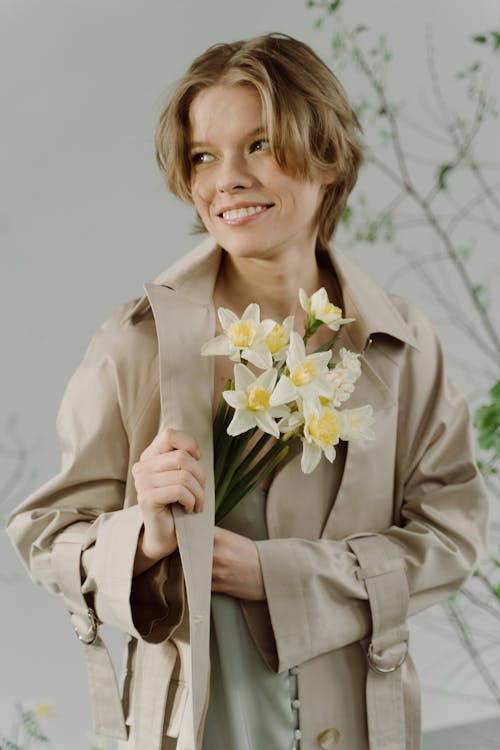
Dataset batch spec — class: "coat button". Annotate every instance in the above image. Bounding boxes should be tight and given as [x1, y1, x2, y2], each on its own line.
[317, 727, 341, 748]
[294, 729, 302, 740]
[289, 666, 299, 675]
[291, 698, 301, 709]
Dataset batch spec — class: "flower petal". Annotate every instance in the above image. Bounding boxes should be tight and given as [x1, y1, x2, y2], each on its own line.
[299, 288, 310, 312]
[324, 444, 336, 463]
[269, 375, 297, 406]
[233, 363, 256, 390]
[242, 302, 260, 322]
[254, 411, 280, 438]
[244, 345, 273, 370]
[222, 390, 246, 410]
[269, 405, 291, 419]
[256, 368, 278, 391]
[227, 409, 257, 436]
[301, 440, 322, 474]
[287, 331, 307, 370]
[218, 307, 238, 330]
[201, 335, 233, 357]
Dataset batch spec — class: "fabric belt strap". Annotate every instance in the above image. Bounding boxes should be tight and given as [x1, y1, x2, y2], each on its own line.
[347, 534, 410, 750]
[52, 536, 128, 739]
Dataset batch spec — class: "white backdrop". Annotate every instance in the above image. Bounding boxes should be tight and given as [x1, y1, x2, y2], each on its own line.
[1, 1, 498, 747]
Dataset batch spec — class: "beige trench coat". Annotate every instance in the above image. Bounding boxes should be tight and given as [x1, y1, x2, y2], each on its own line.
[7, 237, 488, 750]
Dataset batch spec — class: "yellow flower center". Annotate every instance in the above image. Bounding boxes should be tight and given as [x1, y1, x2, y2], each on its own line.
[308, 409, 340, 447]
[321, 302, 342, 318]
[228, 320, 256, 348]
[246, 384, 271, 411]
[291, 360, 316, 386]
[33, 702, 52, 717]
[264, 324, 288, 354]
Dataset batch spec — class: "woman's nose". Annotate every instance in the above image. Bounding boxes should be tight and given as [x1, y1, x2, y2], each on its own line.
[216, 154, 254, 193]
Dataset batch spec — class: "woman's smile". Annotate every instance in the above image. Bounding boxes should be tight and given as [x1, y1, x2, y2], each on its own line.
[217, 202, 274, 225]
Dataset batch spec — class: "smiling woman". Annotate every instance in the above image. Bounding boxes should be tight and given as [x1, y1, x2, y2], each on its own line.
[6, 32, 488, 750]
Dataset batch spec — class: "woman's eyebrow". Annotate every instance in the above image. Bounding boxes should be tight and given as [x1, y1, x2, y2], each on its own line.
[189, 126, 266, 149]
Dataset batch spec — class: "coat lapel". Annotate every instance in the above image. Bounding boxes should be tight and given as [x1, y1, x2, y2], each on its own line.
[145, 282, 215, 735]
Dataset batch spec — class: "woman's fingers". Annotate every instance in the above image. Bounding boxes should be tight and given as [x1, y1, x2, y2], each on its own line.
[132, 428, 205, 570]
[136, 470, 204, 513]
[133, 431, 206, 514]
[140, 427, 201, 461]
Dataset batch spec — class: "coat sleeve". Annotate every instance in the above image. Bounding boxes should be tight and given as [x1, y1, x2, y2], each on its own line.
[255, 309, 489, 672]
[6, 305, 184, 644]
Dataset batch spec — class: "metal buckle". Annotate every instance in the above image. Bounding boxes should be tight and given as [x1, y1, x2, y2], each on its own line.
[367, 639, 409, 674]
[74, 608, 98, 646]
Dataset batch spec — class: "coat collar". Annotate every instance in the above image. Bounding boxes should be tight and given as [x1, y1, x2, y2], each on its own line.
[125, 235, 418, 351]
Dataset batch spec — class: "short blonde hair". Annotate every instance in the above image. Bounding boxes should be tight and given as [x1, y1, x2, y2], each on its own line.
[155, 33, 363, 247]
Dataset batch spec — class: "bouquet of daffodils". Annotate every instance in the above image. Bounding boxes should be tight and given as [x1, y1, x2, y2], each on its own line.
[201, 288, 375, 523]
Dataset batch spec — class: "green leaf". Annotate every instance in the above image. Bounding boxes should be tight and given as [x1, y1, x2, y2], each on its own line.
[472, 30, 500, 51]
[328, 0, 342, 12]
[493, 584, 500, 600]
[437, 162, 454, 191]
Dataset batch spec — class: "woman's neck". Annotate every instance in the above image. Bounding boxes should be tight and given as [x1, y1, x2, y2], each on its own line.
[213, 248, 338, 324]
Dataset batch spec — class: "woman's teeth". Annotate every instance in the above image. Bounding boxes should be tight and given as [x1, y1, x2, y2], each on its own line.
[222, 205, 268, 220]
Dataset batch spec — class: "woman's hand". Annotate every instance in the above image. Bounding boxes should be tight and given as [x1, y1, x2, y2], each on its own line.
[212, 527, 266, 601]
[132, 427, 206, 575]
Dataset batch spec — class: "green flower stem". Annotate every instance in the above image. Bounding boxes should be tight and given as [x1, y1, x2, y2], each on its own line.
[215, 429, 256, 512]
[315, 334, 339, 352]
[214, 426, 234, 488]
[213, 380, 233, 454]
[216, 444, 289, 523]
[230, 430, 274, 480]
[220, 438, 288, 506]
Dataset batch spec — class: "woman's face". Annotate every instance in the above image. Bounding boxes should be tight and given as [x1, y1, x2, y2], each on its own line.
[188, 84, 328, 261]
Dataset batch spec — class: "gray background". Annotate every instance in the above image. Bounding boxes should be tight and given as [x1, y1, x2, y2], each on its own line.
[1, 1, 499, 747]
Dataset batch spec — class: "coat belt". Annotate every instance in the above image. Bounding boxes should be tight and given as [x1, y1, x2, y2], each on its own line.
[347, 534, 419, 750]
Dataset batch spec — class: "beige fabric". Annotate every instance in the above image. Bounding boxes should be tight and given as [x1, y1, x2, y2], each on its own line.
[6, 237, 489, 750]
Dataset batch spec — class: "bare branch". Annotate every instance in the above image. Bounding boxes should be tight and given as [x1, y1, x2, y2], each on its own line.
[445, 600, 500, 704]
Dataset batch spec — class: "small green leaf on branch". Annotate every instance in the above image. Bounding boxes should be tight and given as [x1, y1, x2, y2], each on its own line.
[437, 162, 454, 191]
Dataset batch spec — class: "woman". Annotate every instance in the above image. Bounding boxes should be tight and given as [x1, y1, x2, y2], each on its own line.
[7, 33, 488, 750]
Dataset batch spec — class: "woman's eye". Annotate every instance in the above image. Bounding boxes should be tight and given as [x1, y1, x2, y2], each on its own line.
[249, 138, 270, 153]
[191, 152, 214, 165]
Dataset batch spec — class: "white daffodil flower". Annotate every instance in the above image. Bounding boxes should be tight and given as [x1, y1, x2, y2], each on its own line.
[300, 400, 342, 474]
[339, 405, 375, 442]
[270, 331, 332, 410]
[223, 364, 290, 438]
[338, 347, 362, 379]
[201, 303, 275, 369]
[299, 287, 355, 331]
[262, 315, 294, 362]
[326, 348, 362, 407]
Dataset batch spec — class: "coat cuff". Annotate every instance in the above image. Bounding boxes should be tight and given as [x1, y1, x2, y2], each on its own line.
[83, 505, 184, 641]
[255, 537, 371, 672]
[131, 549, 185, 642]
[255, 538, 313, 671]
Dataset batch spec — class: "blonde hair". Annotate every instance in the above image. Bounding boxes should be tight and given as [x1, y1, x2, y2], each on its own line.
[155, 33, 363, 247]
